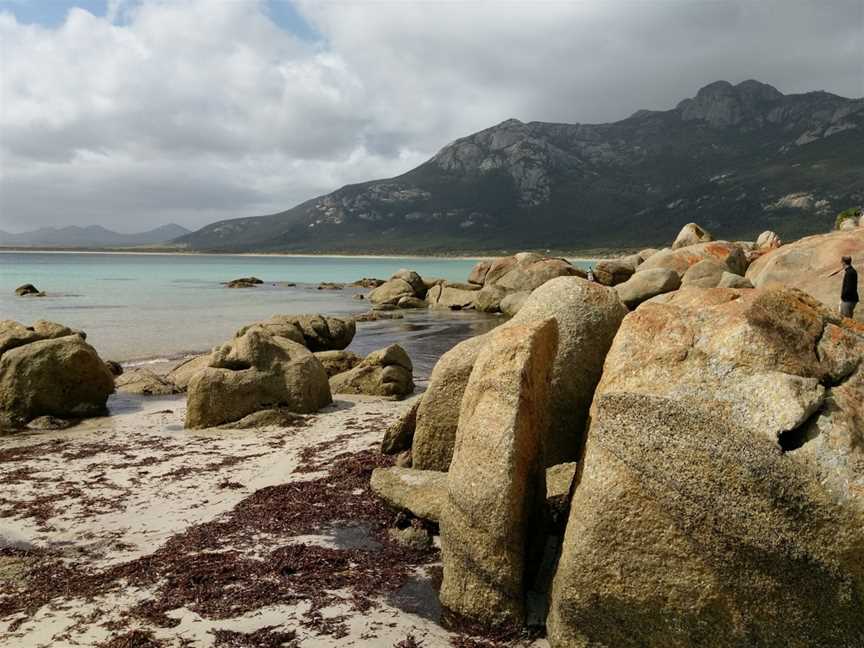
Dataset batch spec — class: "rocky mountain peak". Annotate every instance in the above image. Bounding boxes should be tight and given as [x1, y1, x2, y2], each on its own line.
[677, 79, 784, 127]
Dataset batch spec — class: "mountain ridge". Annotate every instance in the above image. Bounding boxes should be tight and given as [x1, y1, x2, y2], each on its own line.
[177, 80, 861, 252]
[0, 224, 191, 248]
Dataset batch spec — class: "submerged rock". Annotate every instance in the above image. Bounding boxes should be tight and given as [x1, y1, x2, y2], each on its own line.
[225, 277, 263, 288]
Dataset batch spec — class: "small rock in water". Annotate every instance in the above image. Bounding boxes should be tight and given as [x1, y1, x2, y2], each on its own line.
[14, 284, 44, 297]
[224, 277, 263, 288]
[317, 282, 344, 290]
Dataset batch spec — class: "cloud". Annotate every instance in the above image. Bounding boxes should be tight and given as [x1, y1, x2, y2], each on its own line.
[0, 0, 862, 232]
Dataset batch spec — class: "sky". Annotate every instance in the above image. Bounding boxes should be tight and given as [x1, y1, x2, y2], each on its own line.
[0, 0, 862, 234]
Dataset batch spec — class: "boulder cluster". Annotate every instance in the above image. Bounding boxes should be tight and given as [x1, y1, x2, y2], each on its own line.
[367, 254, 585, 315]
[372, 224, 864, 646]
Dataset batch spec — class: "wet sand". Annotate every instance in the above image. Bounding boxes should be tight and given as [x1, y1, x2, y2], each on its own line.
[0, 391, 545, 647]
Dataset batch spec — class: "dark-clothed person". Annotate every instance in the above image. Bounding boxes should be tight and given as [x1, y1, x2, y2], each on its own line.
[840, 256, 858, 318]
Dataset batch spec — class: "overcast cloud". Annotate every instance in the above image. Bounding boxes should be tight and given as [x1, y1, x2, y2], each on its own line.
[0, 0, 862, 233]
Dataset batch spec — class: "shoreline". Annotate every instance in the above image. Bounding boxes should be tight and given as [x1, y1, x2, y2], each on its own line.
[0, 247, 602, 262]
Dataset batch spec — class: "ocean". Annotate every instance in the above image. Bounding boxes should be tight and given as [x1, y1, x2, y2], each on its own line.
[0, 251, 547, 379]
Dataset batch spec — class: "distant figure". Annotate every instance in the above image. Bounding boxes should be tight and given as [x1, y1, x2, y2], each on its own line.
[586, 266, 595, 282]
[836, 256, 859, 318]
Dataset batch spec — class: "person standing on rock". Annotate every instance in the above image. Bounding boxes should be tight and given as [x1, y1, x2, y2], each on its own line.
[832, 256, 859, 318]
[586, 266, 595, 282]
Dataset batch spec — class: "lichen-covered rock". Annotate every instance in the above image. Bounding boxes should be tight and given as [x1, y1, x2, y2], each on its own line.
[329, 344, 414, 398]
[370, 466, 447, 522]
[638, 241, 748, 277]
[615, 267, 681, 308]
[0, 324, 114, 429]
[492, 256, 584, 292]
[440, 318, 558, 626]
[594, 287, 864, 506]
[746, 229, 864, 321]
[185, 329, 331, 429]
[115, 368, 180, 395]
[313, 350, 363, 377]
[671, 222, 713, 249]
[547, 393, 864, 648]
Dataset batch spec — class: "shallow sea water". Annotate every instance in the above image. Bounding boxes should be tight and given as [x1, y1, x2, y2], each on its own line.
[0, 252, 546, 378]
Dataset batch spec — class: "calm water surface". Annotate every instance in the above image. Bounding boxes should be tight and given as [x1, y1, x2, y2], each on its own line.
[0, 252, 508, 378]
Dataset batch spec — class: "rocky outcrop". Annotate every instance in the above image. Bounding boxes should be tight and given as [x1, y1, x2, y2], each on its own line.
[237, 314, 356, 351]
[185, 329, 331, 429]
[671, 222, 713, 249]
[370, 466, 447, 523]
[615, 268, 681, 308]
[166, 354, 211, 391]
[746, 229, 864, 320]
[114, 369, 180, 395]
[594, 287, 864, 506]
[368, 278, 416, 306]
[313, 350, 362, 377]
[412, 333, 492, 471]
[350, 277, 385, 289]
[14, 284, 44, 297]
[547, 393, 864, 648]
[0, 321, 114, 428]
[478, 253, 585, 293]
[440, 318, 558, 626]
[637, 241, 748, 277]
[329, 344, 414, 398]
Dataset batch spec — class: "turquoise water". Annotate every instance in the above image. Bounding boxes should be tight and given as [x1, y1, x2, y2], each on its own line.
[0, 252, 493, 372]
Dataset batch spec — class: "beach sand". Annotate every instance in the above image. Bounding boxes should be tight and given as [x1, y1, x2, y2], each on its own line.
[0, 391, 546, 647]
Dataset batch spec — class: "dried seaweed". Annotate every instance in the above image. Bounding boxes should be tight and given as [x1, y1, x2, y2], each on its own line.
[211, 626, 298, 647]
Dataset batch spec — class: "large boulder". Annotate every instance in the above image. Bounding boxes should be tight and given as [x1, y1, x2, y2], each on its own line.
[237, 314, 355, 351]
[511, 277, 629, 466]
[370, 466, 447, 523]
[426, 283, 478, 310]
[115, 368, 180, 395]
[746, 229, 864, 321]
[547, 393, 864, 648]
[615, 267, 681, 308]
[671, 222, 713, 249]
[593, 257, 638, 286]
[369, 278, 416, 306]
[413, 277, 627, 470]
[499, 291, 530, 316]
[440, 318, 558, 626]
[166, 354, 212, 391]
[680, 258, 726, 288]
[0, 323, 114, 428]
[473, 284, 509, 313]
[391, 269, 427, 297]
[637, 241, 748, 277]
[329, 344, 414, 398]
[467, 260, 492, 286]
[381, 400, 420, 455]
[185, 329, 331, 429]
[488, 255, 584, 292]
[594, 287, 864, 506]
[412, 334, 492, 471]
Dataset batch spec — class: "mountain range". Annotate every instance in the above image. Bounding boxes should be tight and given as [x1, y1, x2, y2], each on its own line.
[0, 224, 190, 248]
